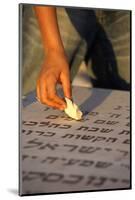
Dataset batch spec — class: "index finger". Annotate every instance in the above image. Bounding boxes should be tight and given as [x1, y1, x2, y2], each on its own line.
[60, 71, 72, 99]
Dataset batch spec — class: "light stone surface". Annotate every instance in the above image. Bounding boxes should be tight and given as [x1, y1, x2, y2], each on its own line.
[20, 86, 130, 195]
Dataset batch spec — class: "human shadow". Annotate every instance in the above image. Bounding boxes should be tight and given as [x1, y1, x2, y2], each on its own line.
[79, 88, 112, 116]
[22, 91, 37, 107]
[65, 8, 130, 91]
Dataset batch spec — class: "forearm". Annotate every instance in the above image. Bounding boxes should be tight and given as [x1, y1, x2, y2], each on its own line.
[34, 6, 65, 54]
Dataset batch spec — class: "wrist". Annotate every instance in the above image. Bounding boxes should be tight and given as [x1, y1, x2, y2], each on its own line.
[45, 46, 67, 58]
[45, 45, 65, 55]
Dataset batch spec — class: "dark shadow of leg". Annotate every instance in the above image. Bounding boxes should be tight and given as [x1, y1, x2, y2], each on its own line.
[66, 8, 130, 91]
[85, 23, 130, 91]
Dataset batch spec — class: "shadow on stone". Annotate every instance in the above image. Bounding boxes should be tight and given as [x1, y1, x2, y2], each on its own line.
[79, 88, 112, 116]
[8, 188, 18, 196]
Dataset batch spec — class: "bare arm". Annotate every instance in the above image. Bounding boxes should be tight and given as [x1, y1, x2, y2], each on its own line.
[34, 6, 71, 110]
[34, 6, 64, 53]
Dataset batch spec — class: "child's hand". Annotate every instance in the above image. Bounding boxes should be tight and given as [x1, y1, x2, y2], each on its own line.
[36, 50, 72, 110]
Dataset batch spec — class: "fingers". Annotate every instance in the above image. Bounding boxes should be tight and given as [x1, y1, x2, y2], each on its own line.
[42, 98, 64, 110]
[36, 77, 66, 110]
[46, 78, 66, 108]
[60, 70, 72, 100]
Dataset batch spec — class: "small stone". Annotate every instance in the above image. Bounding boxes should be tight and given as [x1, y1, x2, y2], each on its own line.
[64, 97, 83, 120]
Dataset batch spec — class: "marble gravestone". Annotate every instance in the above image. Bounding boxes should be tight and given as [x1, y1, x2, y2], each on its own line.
[20, 86, 130, 195]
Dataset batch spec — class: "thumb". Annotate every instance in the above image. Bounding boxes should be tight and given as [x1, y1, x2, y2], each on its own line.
[60, 71, 72, 99]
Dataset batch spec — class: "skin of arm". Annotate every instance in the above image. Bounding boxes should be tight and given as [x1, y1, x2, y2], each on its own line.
[34, 6, 72, 110]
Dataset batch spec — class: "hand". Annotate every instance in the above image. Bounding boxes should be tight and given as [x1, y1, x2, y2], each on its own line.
[36, 50, 72, 110]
